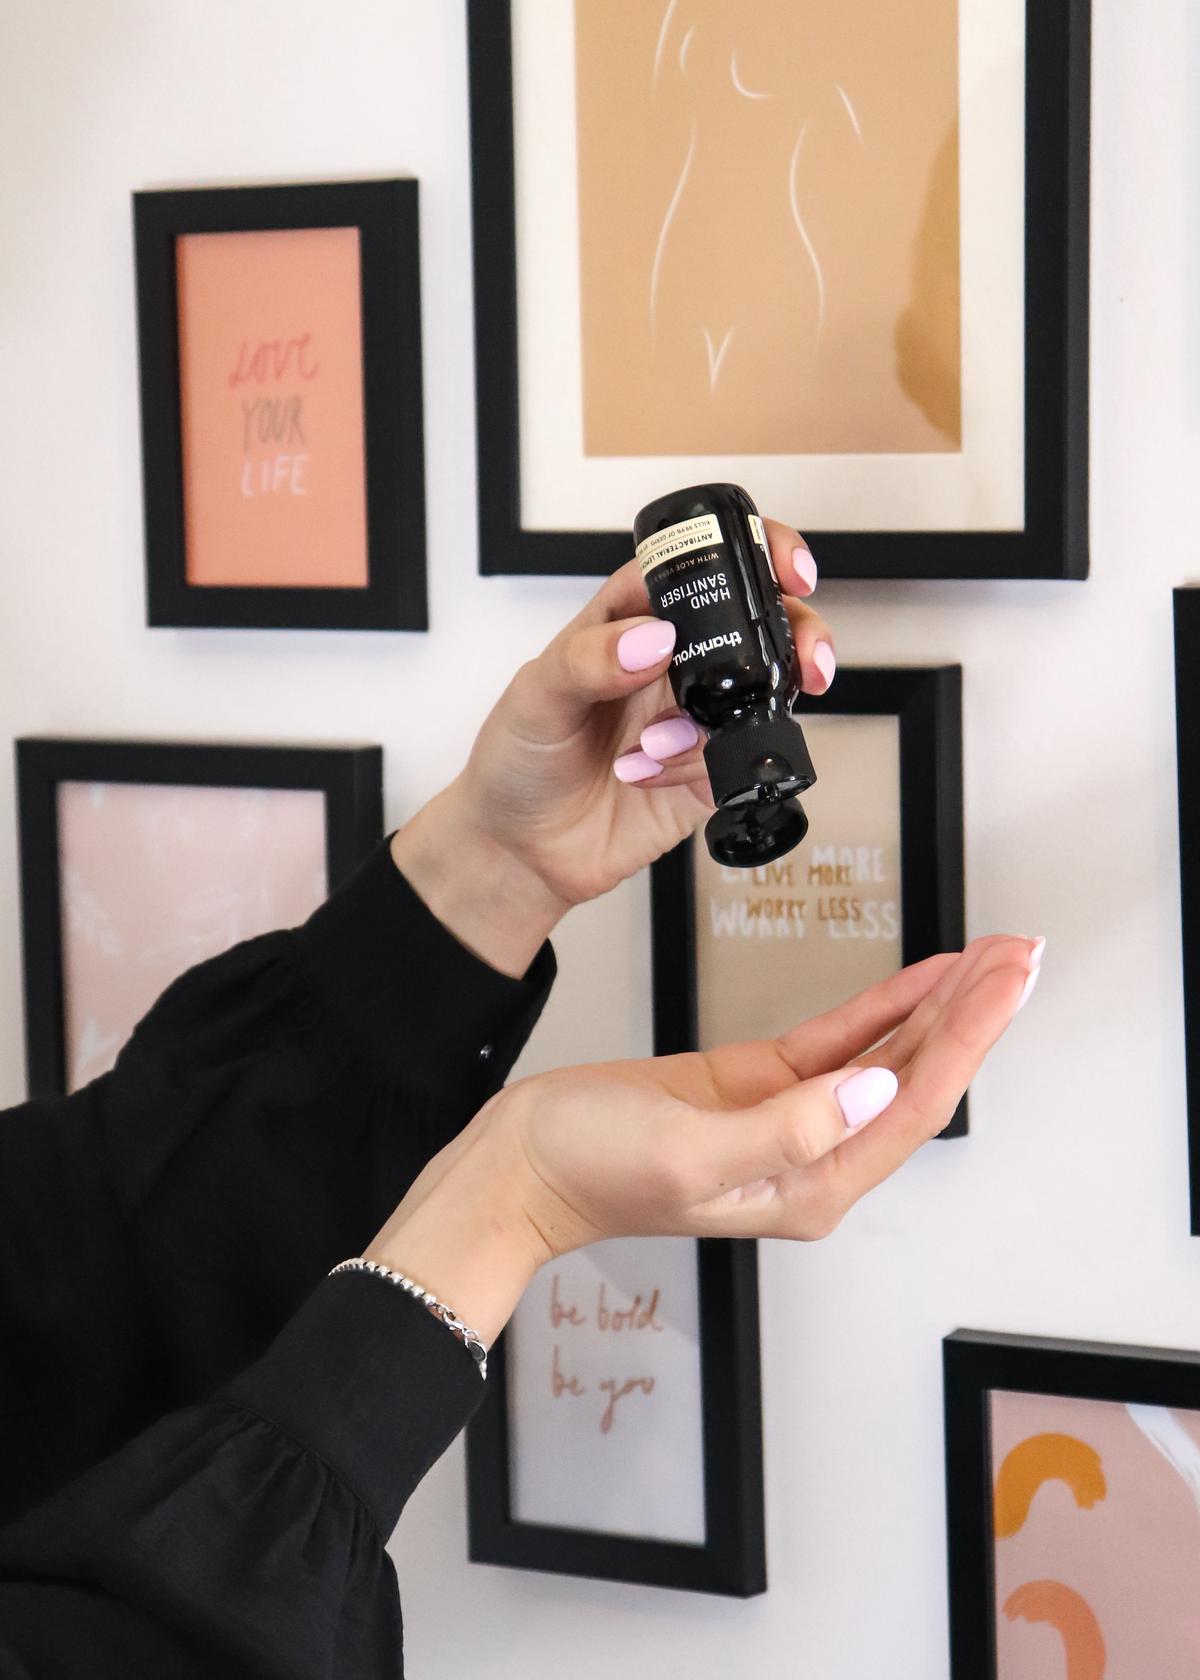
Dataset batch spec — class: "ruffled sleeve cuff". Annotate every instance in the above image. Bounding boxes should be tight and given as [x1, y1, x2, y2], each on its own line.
[221, 1268, 486, 1538]
[0, 1271, 487, 1677]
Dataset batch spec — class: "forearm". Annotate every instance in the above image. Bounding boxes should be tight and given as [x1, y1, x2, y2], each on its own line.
[0, 837, 558, 1531]
[389, 779, 568, 980]
[364, 1099, 549, 1345]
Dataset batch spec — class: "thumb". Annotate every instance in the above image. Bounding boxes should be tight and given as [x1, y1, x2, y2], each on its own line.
[528, 614, 678, 727]
[687, 1063, 900, 1198]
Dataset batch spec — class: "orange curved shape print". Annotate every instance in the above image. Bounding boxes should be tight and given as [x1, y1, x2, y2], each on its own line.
[994, 1433, 1106, 1539]
[1004, 1581, 1106, 1680]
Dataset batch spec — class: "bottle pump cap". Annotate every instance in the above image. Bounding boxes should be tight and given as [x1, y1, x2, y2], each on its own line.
[702, 716, 816, 866]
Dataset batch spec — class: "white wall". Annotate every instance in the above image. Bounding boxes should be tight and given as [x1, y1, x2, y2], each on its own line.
[0, 1, 1195, 1674]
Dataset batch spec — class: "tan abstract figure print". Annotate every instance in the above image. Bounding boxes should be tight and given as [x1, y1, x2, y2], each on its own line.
[574, 0, 961, 457]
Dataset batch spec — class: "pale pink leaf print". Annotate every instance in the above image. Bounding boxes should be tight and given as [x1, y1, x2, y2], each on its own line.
[72, 1017, 123, 1088]
[58, 780, 327, 1096]
[236, 787, 269, 844]
[62, 868, 123, 959]
[138, 884, 271, 971]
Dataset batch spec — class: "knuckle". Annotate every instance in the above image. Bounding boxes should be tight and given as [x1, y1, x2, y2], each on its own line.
[561, 634, 590, 692]
[510, 655, 543, 702]
[807, 1157, 852, 1235]
[907, 1088, 949, 1141]
[804, 1203, 843, 1241]
[598, 562, 636, 611]
[782, 1116, 823, 1171]
[925, 1101, 959, 1141]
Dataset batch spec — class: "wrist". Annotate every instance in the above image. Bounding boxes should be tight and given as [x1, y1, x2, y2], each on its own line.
[364, 1101, 550, 1345]
[390, 780, 567, 978]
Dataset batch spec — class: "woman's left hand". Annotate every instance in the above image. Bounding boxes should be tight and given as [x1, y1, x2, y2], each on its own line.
[392, 521, 834, 974]
[367, 937, 1040, 1341]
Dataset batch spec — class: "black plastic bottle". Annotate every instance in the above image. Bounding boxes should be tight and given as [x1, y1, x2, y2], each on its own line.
[633, 482, 816, 867]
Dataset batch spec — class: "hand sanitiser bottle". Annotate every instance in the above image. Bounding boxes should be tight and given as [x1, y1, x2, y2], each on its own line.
[633, 483, 816, 867]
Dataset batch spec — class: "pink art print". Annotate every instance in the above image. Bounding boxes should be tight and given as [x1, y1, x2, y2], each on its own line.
[991, 1388, 1200, 1678]
[58, 781, 327, 1091]
[176, 225, 369, 589]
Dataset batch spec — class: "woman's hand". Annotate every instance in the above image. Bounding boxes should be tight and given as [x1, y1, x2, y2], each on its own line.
[366, 935, 1041, 1341]
[390, 522, 833, 976]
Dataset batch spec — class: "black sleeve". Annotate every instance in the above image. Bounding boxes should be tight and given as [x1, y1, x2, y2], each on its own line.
[0, 838, 554, 1527]
[0, 1270, 483, 1679]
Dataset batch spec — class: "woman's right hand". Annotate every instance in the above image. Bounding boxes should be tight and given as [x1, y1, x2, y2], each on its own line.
[366, 935, 1042, 1342]
[389, 520, 833, 978]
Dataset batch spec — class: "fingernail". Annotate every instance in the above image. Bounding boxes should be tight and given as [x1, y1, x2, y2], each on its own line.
[617, 619, 676, 672]
[1028, 936, 1046, 970]
[613, 749, 664, 784]
[1016, 966, 1041, 1012]
[835, 1065, 899, 1130]
[641, 715, 700, 759]
[792, 546, 818, 593]
[811, 641, 837, 691]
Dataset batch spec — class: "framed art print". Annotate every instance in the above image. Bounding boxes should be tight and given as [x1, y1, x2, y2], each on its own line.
[1174, 589, 1200, 1232]
[468, 0, 1089, 580]
[15, 738, 383, 1097]
[651, 667, 967, 1135]
[466, 1232, 764, 1596]
[944, 1329, 1200, 1679]
[134, 179, 427, 629]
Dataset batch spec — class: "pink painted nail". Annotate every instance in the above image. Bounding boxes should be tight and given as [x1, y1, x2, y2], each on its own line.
[811, 641, 837, 691]
[792, 546, 818, 593]
[617, 619, 676, 672]
[1016, 966, 1041, 1011]
[641, 715, 700, 760]
[614, 750, 664, 784]
[835, 1065, 899, 1130]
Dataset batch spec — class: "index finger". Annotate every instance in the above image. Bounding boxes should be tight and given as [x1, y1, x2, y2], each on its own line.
[824, 957, 1030, 1205]
[859, 935, 1035, 1077]
[763, 518, 817, 597]
[588, 556, 651, 625]
[775, 951, 960, 1080]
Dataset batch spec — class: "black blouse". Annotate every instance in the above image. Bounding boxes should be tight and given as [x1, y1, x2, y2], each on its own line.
[0, 839, 556, 1677]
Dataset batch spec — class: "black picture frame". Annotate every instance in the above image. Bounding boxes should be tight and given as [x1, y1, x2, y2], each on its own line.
[15, 737, 383, 1098]
[466, 1234, 764, 1596]
[943, 1328, 1200, 1679]
[1174, 589, 1200, 1232]
[467, 0, 1090, 581]
[652, 667, 967, 1135]
[134, 179, 427, 630]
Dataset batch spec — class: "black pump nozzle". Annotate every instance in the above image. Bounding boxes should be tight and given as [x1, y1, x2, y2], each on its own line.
[701, 720, 815, 866]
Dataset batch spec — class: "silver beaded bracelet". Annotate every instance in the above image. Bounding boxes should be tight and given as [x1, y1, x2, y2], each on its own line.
[329, 1258, 488, 1381]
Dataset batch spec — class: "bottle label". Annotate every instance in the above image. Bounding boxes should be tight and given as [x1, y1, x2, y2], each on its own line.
[671, 628, 744, 665]
[636, 513, 724, 577]
[636, 510, 742, 686]
[747, 513, 778, 583]
[635, 495, 800, 743]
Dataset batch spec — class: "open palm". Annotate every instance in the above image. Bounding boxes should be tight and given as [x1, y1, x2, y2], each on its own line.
[500, 936, 1038, 1258]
